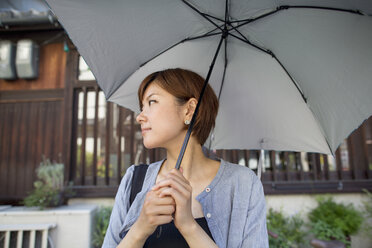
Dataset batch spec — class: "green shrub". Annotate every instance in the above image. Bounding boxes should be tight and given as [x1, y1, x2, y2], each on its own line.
[308, 196, 363, 247]
[92, 206, 113, 248]
[362, 189, 372, 222]
[23, 182, 62, 209]
[361, 189, 372, 240]
[267, 208, 309, 248]
[23, 156, 74, 209]
[310, 220, 347, 244]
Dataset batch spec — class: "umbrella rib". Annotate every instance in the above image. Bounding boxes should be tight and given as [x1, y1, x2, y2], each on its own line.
[208, 37, 228, 151]
[187, 24, 225, 40]
[229, 8, 280, 29]
[230, 5, 364, 29]
[229, 33, 307, 103]
[185, 31, 223, 42]
[324, 137, 334, 156]
[230, 26, 253, 46]
[107, 30, 222, 99]
[278, 5, 364, 15]
[224, 0, 229, 23]
[139, 31, 222, 68]
[228, 29, 307, 100]
[218, 37, 228, 101]
[229, 29, 333, 154]
[204, 13, 225, 23]
[181, 0, 224, 31]
[271, 55, 307, 103]
[229, 33, 268, 55]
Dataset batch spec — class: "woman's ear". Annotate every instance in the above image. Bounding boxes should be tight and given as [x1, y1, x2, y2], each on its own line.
[185, 98, 197, 120]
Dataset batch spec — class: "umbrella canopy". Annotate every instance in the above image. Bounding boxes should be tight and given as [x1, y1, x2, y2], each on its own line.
[46, 0, 372, 155]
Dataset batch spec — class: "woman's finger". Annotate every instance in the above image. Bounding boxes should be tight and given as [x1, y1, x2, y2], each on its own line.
[152, 169, 189, 190]
[144, 204, 175, 216]
[154, 177, 191, 199]
[137, 191, 176, 236]
[153, 177, 189, 193]
[158, 185, 190, 205]
[168, 168, 190, 185]
[152, 195, 175, 205]
[144, 191, 175, 207]
[153, 171, 190, 192]
[150, 215, 173, 226]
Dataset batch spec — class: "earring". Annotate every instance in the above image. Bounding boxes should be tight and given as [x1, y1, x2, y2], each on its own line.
[184, 120, 190, 125]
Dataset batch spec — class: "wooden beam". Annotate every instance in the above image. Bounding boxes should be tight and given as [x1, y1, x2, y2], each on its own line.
[105, 102, 112, 185]
[63, 49, 79, 183]
[270, 151, 277, 181]
[264, 179, 372, 195]
[323, 154, 330, 180]
[244, 150, 250, 168]
[297, 152, 304, 181]
[117, 107, 123, 184]
[92, 87, 99, 185]
[80, 87, 88, 185]
[0, 24, 63, 34]
[347, 137, 356, 180]
[0, 89, 64, 103]
[335, 148, 343, 180]
[284, 152, 290, 181]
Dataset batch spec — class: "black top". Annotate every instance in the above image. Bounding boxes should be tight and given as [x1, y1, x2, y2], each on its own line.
[143, 217, 214, 248]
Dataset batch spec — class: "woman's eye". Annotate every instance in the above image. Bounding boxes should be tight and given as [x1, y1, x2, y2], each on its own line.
[149, 100, 156, 105]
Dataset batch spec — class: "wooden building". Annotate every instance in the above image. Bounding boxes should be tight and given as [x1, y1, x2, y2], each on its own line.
[1, 6, 372, 205]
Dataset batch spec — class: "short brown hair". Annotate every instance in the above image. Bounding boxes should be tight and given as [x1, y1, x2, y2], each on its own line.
[138, 68, 219, 145]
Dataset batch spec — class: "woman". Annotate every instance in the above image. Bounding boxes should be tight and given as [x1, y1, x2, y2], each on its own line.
[103, 68, 268, 248]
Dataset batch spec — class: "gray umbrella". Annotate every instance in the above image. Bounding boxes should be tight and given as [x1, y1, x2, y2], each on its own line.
[45, 0, 372, 168]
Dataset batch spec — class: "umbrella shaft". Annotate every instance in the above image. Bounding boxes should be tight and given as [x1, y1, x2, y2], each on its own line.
[175, 35, 226, 170]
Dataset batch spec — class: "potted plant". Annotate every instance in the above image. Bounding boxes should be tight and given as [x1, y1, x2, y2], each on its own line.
[307, 196, 363, 248]
[23, 156, 74, 209]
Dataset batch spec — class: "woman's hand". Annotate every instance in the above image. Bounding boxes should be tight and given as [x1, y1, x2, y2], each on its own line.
[135, 189, 175, 238]
[151, 168, 196, 235]
[150, 169, 218, 248]
[118, 191, 175, 248]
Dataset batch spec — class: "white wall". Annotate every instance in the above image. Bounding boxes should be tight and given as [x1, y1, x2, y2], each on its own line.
[69, 198, 114, 207]
[266, 193, 367, 217]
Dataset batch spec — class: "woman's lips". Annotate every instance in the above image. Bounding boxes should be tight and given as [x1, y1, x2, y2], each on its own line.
[141, 128, 151, 135]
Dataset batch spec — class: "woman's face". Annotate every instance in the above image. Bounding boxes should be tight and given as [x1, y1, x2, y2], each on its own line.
[136, 82, 187, 149]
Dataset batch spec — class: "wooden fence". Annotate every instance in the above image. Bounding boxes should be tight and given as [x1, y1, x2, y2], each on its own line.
[0, 90, 64, 202]
[68, 81, 372, 197]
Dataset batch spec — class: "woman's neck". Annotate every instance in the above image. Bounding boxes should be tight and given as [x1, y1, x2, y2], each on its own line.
[162, 138, 208, 182]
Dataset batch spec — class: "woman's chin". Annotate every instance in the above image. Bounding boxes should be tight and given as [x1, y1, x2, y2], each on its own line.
[143, 141, 159, 149]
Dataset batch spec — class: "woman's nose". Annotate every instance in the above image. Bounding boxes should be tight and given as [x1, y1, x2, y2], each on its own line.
[136, 111, 146, 123]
